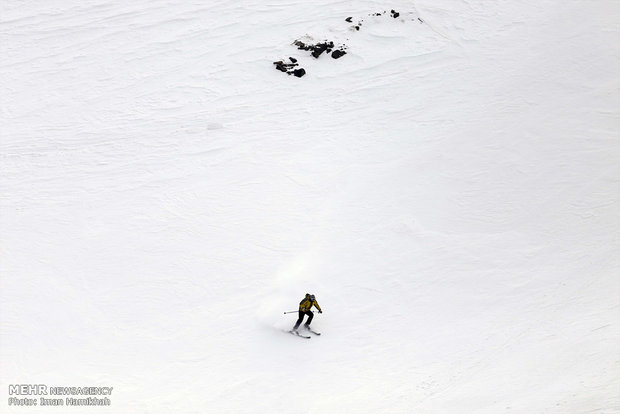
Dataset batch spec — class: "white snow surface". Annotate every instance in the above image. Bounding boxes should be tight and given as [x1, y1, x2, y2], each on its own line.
[1, 0, 619, 413]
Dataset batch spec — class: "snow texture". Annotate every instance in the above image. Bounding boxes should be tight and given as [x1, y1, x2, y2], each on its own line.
[1, 0, 619, 413]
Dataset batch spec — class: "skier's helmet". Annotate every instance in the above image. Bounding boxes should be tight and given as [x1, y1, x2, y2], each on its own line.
[309, 294, 316, 301]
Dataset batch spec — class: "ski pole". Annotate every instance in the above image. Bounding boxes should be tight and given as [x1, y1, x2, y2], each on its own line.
[283, 311, 298, 314]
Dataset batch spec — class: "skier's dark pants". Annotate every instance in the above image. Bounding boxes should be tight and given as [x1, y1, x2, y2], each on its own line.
[293, 310, 313, 330]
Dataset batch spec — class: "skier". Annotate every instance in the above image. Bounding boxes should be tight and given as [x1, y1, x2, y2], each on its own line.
[293, 293, 322, 331]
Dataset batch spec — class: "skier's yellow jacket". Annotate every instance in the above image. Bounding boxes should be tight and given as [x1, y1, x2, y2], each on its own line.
[299, 296, 322, 312]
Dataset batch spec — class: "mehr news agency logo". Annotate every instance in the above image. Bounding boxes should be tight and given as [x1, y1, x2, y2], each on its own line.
[8, 384, 113, 407]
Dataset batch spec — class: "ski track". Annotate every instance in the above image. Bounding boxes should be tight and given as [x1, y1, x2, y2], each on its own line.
[1, 0, 619, 413]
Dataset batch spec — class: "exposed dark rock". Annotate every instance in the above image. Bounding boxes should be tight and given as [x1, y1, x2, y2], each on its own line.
[294, 39, 337, 59]
[274, 8, 414, 79]
[273, 60, 288, 72]
[273, 57, 304, 77]
[331, 49, 346, 59]
[348, 17, 364, 31]
[311, 41, 333, 58]
[293, 40, 311, 51]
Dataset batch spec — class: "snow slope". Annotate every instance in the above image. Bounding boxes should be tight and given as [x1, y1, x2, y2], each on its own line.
[1, 0, 618, 413]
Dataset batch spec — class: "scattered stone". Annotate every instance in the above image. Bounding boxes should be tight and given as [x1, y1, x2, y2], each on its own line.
[273, 61, 289, 72]
[347, 17, 364, 31]
[312, 42, 333, 58]
[276, 7, 417, 79]
[273, 57, 305, 77]
[331, 49, 346, 59]
[294, 39, 338, 59]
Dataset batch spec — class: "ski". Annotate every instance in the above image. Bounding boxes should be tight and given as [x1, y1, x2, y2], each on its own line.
[289, 330, 311, 339]
[305, 328, 321, 335]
